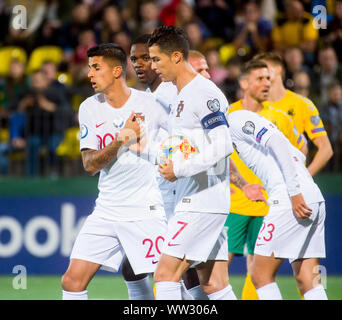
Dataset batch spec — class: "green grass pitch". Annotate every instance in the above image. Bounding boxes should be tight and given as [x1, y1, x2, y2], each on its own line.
[0, 275, 341, 300]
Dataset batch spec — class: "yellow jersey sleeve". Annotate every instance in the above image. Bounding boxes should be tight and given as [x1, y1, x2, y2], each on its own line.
[292, 93, 327, 141]
[259, 107, 304, 150]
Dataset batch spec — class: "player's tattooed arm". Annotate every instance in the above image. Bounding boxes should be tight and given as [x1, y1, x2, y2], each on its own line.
[229, 159, 248, 189]
[229, 159, 267, 203]
[82, 112, 142, 175]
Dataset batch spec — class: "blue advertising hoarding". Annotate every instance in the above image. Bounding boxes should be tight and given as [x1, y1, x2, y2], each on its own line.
[0, 195, 341, 275]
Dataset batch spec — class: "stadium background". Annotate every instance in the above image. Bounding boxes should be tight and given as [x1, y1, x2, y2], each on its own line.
[0, 0, 341, 299]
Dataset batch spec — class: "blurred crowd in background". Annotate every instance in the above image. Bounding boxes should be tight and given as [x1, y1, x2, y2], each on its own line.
[0, 0, 342, 177]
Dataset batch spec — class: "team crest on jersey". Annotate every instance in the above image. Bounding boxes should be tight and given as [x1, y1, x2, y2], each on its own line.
[134, 112, 145, 121]
[310, 115, 321, 126]
[242, 121, 255, 135]
[80, 124, 88, 139]
[207, 99, 220, 112]
[287, 108, 295, 117]
[113, 117, 124, 129]
[176, 100, 184, 117]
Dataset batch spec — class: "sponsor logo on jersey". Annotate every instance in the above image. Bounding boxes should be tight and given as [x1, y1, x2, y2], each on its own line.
[242, 121, 255, 135]
[176, 100, 184, 117]
[201, 111, 228, 130]
[207, 98, 220, 112]
[96, 122, 106, 128]
[182, 198, 191, 203]
[287, 108, 295, 117]
[256, 127, 268, 143]
[80, 124, 88, 139]
[310, 115, 321, 126]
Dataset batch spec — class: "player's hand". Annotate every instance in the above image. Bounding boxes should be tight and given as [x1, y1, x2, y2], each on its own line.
[241, 184, 267, 203]
[291, 193, 312, 219]
[158, 157, 177, 182]
[230, 187, 236, 194]
[118, 112, 143, 145]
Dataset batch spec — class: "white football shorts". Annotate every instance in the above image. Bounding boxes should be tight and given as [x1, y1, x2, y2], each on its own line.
[254, 201, 326, 262]
[161, 211, 228, 263]
[70, 213, 168, 274]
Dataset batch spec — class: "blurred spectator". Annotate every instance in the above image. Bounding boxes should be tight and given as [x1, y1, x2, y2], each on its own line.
[195, 0, 236, 41]
[293, 70, 311, 98]
[320, 81, 342, 172]
[321, 0, 342, 62]
[260, 0, 277, 24]
[159, 0, 182, 26]
[283, 46, 311, 90]
[184, 21, 206, 51]
[59, 3, 92, 50]
[10, 70, 72, 176]
[96, 5, 131, 44]
[311, 46, 342, 107]
[232, 0, 272, 58]
[222, 56, 243, 103]
[206, 48, 228, 88]
[70, 29, 97, 90]
[271, 0, 318, 65]
[137, 0, 163, 35]
[0, 1, 11, 46]
[7, 0, 48, 52]
[0, 59, 28, 174]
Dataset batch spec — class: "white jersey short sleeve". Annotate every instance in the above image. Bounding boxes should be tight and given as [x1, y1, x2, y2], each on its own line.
[78, 89, 168, 221]
[169, 75, 233, 214]
[228, 110, 324, 206]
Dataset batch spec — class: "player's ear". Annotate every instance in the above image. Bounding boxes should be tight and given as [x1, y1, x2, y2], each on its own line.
[239, 78, 248, 91]
[113, 65, 123, 78]
[172, 51, 182, 64]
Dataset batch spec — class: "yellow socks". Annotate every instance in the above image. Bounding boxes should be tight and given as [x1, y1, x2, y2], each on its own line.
[241, 273, 259, 300]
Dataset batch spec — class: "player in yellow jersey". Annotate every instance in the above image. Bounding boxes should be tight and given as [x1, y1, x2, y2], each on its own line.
[254, 52, 333, 176]
[226, 59, 307, 300]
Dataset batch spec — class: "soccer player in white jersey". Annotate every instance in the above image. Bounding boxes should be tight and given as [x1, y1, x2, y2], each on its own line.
[228, 110, 328, 300]
[148, 25, 237, 300]
[61, 43, 169, 300]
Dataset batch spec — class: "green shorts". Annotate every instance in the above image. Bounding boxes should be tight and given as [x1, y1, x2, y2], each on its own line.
[224, 212, 264, 256]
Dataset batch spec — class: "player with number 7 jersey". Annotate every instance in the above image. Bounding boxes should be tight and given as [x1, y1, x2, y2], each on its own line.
[228, 110, 327, 300]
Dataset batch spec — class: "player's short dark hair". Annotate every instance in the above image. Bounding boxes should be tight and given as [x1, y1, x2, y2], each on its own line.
[240, 60, 268, 78]
[148, 25, 189, 60]
[131, 34, 151, 46]
[87, 43, 127, 72]
[253, 52, 285, 79]
[253, 52, 284, 69]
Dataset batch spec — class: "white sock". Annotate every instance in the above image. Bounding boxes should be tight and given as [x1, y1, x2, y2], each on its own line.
[125, 276, 154, 300]
[62, 290, 88, 300]
[188, 285, 209, 300]
[256, 282, 282, 300]
[155, 281, 182, 300]
[180, 280, 194, 300]
[304, 285, 328, 300]
[207, 284, 237, 300]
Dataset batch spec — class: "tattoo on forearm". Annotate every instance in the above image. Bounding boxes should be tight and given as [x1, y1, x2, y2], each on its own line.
[230, 163, 247, 189]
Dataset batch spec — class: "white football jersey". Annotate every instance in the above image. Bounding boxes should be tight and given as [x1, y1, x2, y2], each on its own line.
[169, 74, 232, 214]
[228, 110, 324, 206]
[147, 81, 178, 219]
[78, 88, 169, 221]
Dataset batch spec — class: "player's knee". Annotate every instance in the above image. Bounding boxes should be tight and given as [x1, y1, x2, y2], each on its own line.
[61, 272, 85, 292]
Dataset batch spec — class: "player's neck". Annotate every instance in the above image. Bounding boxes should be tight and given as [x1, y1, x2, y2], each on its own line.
[149, 77, 162, 93]
[268, 77, 287, 101]
[174, 63, 197, 94]
[241, 95, 263, 112]
[105, 80, 131, 109]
